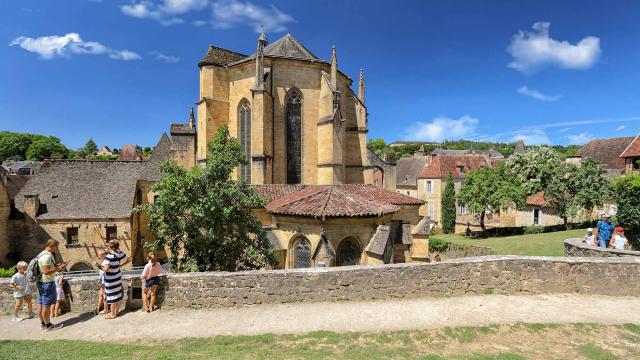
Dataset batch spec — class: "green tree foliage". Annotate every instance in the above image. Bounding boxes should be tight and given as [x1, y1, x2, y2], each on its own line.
[136, 125, 274, 272]
[441, 172, 456, 234]
[0, 132, 37, 161]
[507, 146, 563, 195]
[457, 162, 527, 229]
[82, 138, 98, 154]
[25, 135, 69, 160]
[612, 174, 640, 247]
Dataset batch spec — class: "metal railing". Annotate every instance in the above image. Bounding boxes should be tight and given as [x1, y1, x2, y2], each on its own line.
[62, 265, 170, 279]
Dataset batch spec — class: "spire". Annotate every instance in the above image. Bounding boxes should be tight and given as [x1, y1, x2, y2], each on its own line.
[189, 107, 195, 129]
[255, 30, 267, 89]
[358, 68, 365, 104]
[330, 45, 337, 90]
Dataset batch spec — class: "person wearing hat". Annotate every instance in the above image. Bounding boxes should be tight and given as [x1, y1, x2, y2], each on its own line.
[594, 213, 615, 248]
[584, 228, 596, 246]
[610, 227, 628, 250]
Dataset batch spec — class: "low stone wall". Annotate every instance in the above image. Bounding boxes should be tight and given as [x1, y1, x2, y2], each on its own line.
[430, 243, 492, 261]
[2, 256, 639, 313]
[564, 238, 640, 257]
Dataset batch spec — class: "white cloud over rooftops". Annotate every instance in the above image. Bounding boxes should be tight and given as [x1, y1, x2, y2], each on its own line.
[9, 33, 141, 61]
[566, 132, 594, 144]
[404, 115, 479, 142]
[508, 22, 601, 73]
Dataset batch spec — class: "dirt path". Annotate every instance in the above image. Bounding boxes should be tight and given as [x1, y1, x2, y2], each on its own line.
[1, 294, 639, 342]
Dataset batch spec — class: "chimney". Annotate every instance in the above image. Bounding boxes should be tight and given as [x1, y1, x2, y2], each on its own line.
[384, 152, 396, 164]
[23, 194, 40, 218]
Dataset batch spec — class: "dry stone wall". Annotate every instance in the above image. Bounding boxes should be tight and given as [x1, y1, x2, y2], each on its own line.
[564, 238, 640, 257]
[2, 256, 639, 313]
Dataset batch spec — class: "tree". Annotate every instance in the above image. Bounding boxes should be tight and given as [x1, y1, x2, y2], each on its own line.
[25, 136, 69, 160]
[441, 172, 456, 234]
[0, 132, 34, 161]
[612, 174, 640, 248]
[136, 125, 274, 272]
[82, 138, 98, 154]
[457, 162, 527, 229]
[507, 146, 563, 195]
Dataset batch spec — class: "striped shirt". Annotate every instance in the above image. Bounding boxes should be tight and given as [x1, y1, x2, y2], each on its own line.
[101, 251, 129, 304]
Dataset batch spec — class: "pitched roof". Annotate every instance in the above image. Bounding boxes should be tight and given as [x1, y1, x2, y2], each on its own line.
[620, 134, 640, 158]
[15, 160, 148, 220]
[418, 155, 492, 179]
[198, 46, 247, 67]
[255, 184, 422, 218]
[396, 155, 426, 188]
[228, 34, 321, 67]
[365, 225, 390, 256]
[526, 191, 549, 207]
[170, 123, 196, 135]
[139, 133, 172, 182]
[575, 136, 634, 170]
[430, 148, 503, 158]
[118, 144, 139, 161]
[4, 175, 29, 200]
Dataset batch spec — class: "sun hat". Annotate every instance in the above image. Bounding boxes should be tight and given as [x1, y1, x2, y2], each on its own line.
[586, 228, 593, 233]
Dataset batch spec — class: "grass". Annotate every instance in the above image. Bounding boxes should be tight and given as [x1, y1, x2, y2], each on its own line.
[430, 228, 586, 256]
[1, 323, 639, 359]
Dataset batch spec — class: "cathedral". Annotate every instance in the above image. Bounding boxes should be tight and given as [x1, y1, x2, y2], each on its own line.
[185, 33, 429, 269]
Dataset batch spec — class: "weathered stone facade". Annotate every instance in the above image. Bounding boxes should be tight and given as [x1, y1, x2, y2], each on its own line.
[3, 256, 639, 312]
[564, 238, 640, 257]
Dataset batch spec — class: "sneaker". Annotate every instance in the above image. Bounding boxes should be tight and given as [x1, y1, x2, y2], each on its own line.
[27, 312, 37, 319]
[46, 323, 64, 331]
[40, 323, 46, 330]
[11, 317, 24, 322]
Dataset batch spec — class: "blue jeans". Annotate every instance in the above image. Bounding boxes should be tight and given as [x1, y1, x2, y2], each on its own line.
[598, 238, 610, 248]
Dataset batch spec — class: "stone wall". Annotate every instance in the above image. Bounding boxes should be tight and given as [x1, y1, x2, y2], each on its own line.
[564, 238, 640, 257]
[430, 243, 492, 260]
[3, 256, 639, 313]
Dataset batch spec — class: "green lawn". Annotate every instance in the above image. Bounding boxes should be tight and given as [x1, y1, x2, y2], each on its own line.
[1, 323, 638, 359]
[431, 228, 587, 256]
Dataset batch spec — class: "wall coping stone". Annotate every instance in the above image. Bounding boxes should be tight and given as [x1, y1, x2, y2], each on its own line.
[565, 238, 640, 257]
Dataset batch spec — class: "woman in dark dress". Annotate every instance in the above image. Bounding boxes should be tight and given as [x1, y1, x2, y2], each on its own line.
[101, 240, 130, 319]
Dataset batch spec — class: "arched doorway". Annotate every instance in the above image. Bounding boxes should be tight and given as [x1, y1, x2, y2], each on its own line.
[336, 237, 361, 266]
[68, 261, 93, 272]
[290, 236, 311, 268]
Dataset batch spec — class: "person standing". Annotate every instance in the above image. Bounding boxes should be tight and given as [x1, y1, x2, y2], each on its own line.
[594, 213, 615, 248]
[101, 240, 130, 319]
[36, 239, 66, 330]
[10, 261, 35, 322]
[141, 251, 163, 313]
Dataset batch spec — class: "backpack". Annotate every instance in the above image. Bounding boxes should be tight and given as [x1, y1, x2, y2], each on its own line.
[26, 251, 47, 283]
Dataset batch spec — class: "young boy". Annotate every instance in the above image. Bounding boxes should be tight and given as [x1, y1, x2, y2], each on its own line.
[584, 228, 596, 246]
[9, 261, 36, 322]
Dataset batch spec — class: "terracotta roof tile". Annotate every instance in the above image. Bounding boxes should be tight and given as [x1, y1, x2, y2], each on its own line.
[526, 191, 549, 207]
[418, 155, 492, 179]
[620, 134, 640, 158]
[575, 136, 634, 170]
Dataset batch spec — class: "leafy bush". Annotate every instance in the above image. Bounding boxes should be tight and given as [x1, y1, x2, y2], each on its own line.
[429, 237, 451, 252]
[613, 175, 640, 248]
[524, 226, 544, 234]
[0, 267, 16, 278]
[441, 172, 456, 234]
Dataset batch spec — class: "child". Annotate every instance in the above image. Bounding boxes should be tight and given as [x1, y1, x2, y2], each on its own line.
[584, 228, 596, 246]
[610, 227, 629, 250]
[52, 273, 65, 317]
[94, 250, 109, 315]
[9, 261, 35, 322]
[142, 251, 163, 313]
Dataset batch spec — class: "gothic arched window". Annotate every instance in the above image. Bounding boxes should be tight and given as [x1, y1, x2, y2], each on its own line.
[336, 237, 361, 266]
[285, 89, 302, 184]
[291, 236, 311, 268]
[238, 99, 251, 182]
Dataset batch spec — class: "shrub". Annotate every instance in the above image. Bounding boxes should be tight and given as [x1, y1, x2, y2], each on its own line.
[429, 237, 451, 252]
[524, 226, 544, 234]
[613, 175, 640, 248]
[441, 172, 456, 234]
[0, 267, 16, 278]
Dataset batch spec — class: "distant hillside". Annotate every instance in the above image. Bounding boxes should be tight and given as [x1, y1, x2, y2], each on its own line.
[367, 138, 581, 160]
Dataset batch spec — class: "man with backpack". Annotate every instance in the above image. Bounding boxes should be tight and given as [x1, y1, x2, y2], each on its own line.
[32, 239, 67, 331]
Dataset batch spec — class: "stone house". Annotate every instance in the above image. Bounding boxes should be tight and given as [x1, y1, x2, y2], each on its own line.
[620, 134, 640, 175]
[0, 169, 30, 267]
[573, 136, 634, 177]
[499, 192, 564, 228]
[395, 146, 427, 198]
[98, 146, 112, 156]
[416, 154, 495, 231]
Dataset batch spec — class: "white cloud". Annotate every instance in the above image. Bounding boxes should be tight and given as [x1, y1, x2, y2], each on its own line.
[193, 20, 208, 26]
[9, 33, 141, 61]
[517, 86, 561, 101]
[151, 50, 180, 63]
[559, 127, 572, 133]
[616, 125, 625, 131]
[405, 115, 479, 142]
[508, 22, 601, 73]
[121, 0, 207, 25]
[211, 0, 295, 32]
[511, 129, 551, 145]
[566, 132, 594, 144]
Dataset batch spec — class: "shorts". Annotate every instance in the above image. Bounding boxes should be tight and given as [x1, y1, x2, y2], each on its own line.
[56, 287, 65, 301]
[36, 282, 57, 306]
[144, 276, 160, 288]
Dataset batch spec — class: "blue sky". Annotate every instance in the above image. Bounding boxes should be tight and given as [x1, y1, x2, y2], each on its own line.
[1, 0, 639, 149]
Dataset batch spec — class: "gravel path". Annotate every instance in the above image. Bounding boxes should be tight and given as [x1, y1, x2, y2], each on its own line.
[1, 294, 639, 342]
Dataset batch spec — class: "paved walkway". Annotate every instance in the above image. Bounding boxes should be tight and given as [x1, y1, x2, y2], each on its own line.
[1, 294, 639, 342]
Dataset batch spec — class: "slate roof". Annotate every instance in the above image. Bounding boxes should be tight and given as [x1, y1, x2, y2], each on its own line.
[255, 184, 422, 218]
[418, 155, 492, 179]
[4, 175, 29, 200]
[198, 46, 247, 67]
[396, 155, 426, 188]
[575, 137, 634, 171]
[430, 148, 503, 158]
[227, 34, 322, 67]
[170, 124, 196, 135]
[365, 225, 390, 256]
[620, 134, 640, 158]
[118, 144, 139, 161]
